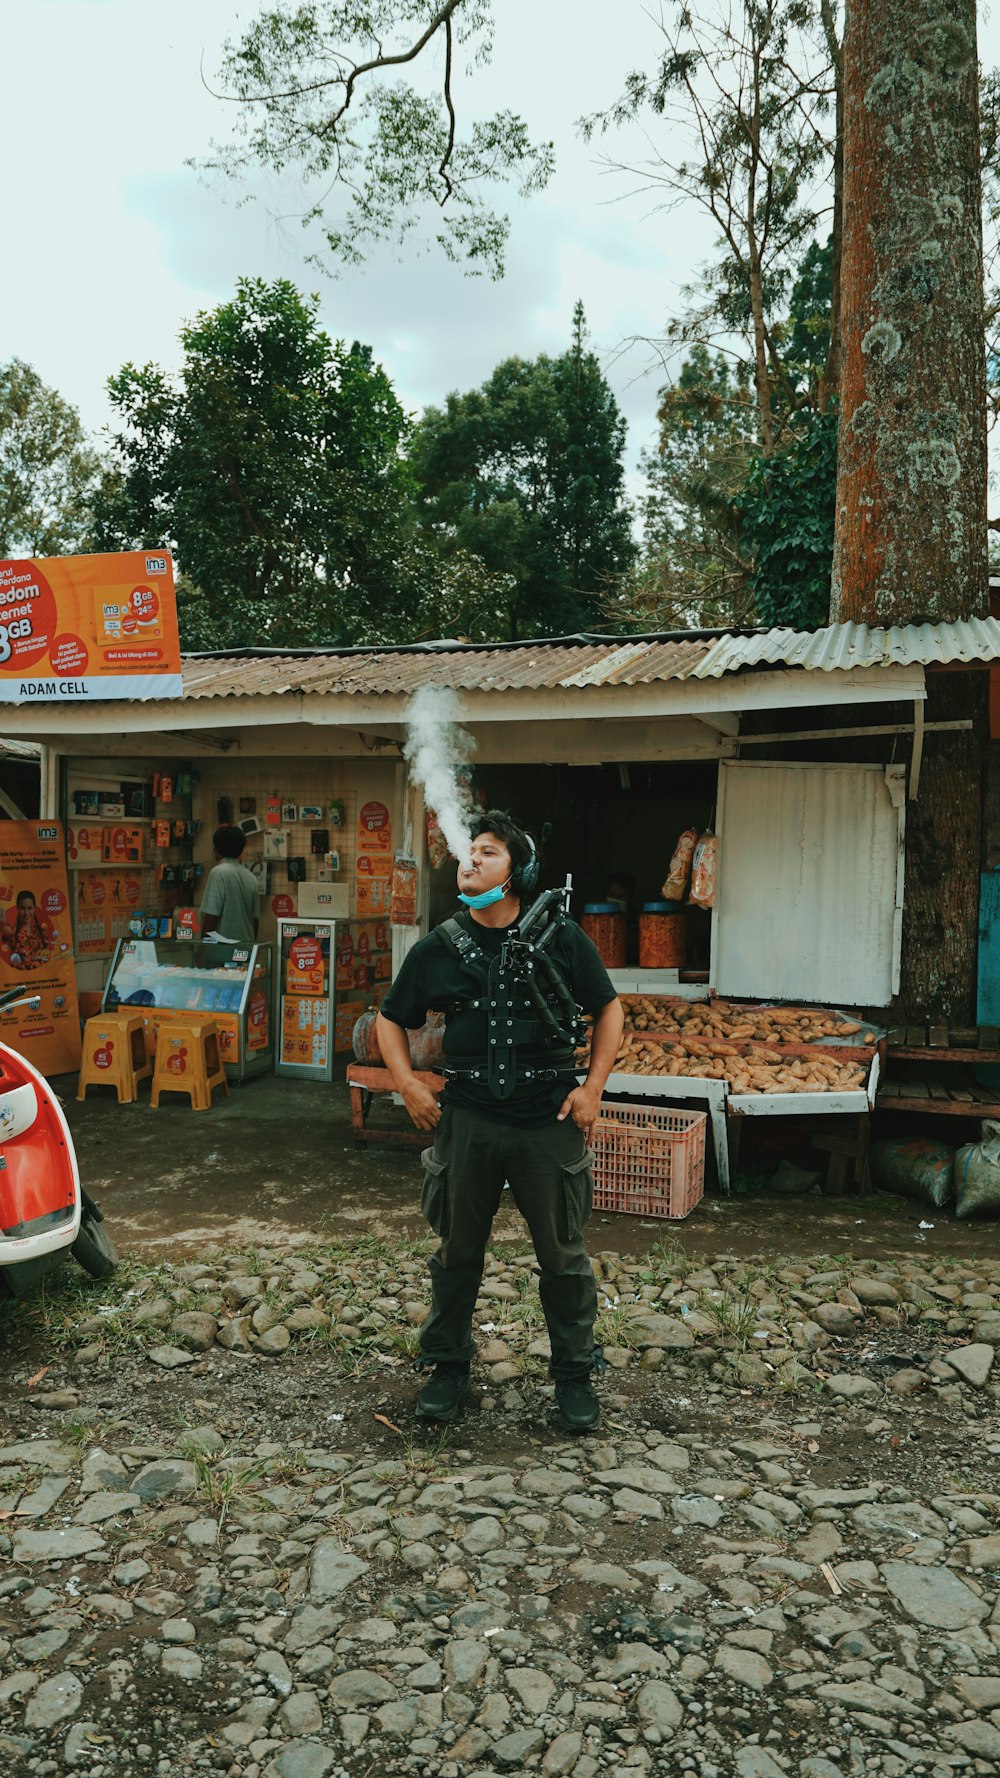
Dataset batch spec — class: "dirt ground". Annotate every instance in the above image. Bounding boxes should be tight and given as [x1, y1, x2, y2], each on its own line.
[56, 1069, 994, 1263]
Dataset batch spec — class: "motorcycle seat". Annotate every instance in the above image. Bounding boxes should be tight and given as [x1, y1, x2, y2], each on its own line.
[0, 1084, 39, 1142]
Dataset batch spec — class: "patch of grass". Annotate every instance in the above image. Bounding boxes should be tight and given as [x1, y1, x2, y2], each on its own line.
[696, 1284, 760, 1354]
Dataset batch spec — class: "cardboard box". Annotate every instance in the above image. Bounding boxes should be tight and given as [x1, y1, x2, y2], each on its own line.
[298, 882, 350, 918]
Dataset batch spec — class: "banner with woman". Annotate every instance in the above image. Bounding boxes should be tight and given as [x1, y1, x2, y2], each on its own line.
[0, 821, 81, 1073]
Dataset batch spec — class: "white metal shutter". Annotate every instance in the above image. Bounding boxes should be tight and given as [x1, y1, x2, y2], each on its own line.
[712, 761, 904, 1007]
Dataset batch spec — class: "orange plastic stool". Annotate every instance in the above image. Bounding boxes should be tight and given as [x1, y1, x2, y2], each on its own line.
[150, 1017, 229, 1111]
[77, 1014, 153, 1104]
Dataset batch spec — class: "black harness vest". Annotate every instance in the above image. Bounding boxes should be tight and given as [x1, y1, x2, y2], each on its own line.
[437, 907, 587, 1100]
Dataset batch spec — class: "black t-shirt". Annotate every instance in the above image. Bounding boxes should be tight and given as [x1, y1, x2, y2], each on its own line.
[380, 910, 619, 1125]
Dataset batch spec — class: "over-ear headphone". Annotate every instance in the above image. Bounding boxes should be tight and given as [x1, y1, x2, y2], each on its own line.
[509, 829, 541, 900]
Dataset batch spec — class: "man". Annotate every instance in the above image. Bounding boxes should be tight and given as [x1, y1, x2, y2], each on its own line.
[376, 810, 624, 1433]
[199, 826, 259, 947]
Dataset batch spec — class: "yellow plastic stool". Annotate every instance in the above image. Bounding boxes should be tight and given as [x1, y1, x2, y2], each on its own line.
[150, 1017, 229, 1111]
[77, 1013, 153, 1104]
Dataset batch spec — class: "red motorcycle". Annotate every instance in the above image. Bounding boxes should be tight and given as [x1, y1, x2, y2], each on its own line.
[0, 987, 117, 1297]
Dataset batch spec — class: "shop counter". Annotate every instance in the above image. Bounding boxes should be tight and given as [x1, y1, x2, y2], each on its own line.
[102, 936, 273, 1081]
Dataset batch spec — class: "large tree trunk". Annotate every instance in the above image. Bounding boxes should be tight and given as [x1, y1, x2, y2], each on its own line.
[830, 0, 988, 624]
[897, 670, 988, 1022]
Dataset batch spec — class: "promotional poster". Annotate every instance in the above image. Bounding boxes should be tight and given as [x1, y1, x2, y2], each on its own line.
[0, 550, 182, 702]
[0, 821, 81, 1073]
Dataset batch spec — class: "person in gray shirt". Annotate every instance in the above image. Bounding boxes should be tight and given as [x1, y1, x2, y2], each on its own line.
[200, 827, 259, 947]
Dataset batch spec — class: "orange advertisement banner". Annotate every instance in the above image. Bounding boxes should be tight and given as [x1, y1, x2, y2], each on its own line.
[0, 549, 182, 702]
[0, 820, 81, 1075]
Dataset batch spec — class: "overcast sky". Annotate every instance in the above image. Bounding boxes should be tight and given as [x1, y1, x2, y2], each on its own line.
[5, 0, 1000, 496]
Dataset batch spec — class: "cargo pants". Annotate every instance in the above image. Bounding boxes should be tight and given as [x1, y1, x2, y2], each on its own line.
[417, 1101, 599, 1381]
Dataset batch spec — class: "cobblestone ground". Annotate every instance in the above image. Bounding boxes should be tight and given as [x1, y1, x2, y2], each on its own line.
[1, 1233, 999, 1778]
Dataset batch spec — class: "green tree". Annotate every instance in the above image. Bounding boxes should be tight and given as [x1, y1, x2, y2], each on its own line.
[201, 2, 552, 279]
[622, 346, 758, 629]
[735, 407, 837, 628]
[93, 276, 500, 648]
[411, 303, 635, 638]
[0, 359, 101, 558]
[626, 241, 838, 629]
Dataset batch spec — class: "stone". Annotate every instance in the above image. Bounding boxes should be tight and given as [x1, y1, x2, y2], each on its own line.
[222, 1275, 266, 1305]
[12, 1527, 105, 1562]
[885, 1369, 929, 1396]
[628, 1313, 695, 1348]
[811, 1302, 857, 1333]
[673, 1495, 724, 1528]
[542, 1730, 584, 1775]
[492, 1728, 545, 1767]
[952, 1674, 1000, 1708]
[945, 1721, 1000, 1758]
[851, 1278, 900, 1306]
[814, 1681, 921, 1716]
[462, 1517, 504, 1554]
[635, 1679, 683, 1732]
[162, 1647, 203, 1680]
[614, 1488, 664, 1519]
[308, 1540, 367, 1600]
[965, 1533, 1000, 1569]
[281, 1691, 324, 1735]
[216, 1317, 253, 1351]
[169, 1311, 219, 1351]
[880, 1561, 989, 1629]
[255, 1325, 293, 1356]
[444, 1639, 490, 1687]
[63, 1723, 111, 1767]
[75, 1490, 140, 1524]
[284, 1307, 330, 1333]
[945, 1343, 995, 1387]
[328, 1670, 397, 1707]
[824, 1373, 878, 1399]
[147, 1345, 196, 1369]
[508, 1667, 555, 1713]
[161, 1617, 196, 1642]
[263, 1742, 338, 1778]
[131, 1459, 197, 1500]
[716, 1646, 774, 1691]
[733, 1751, 786, 1778]
[592, 1465, 679, 1497]
[23, 1672, 84, 1730]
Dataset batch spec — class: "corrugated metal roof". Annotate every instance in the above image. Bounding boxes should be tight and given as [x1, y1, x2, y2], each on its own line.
[0, 737, 41, 761]
[160, 616, 1000, 703]
[175, 637, 716, 700]
[695, 617, 1000, 677]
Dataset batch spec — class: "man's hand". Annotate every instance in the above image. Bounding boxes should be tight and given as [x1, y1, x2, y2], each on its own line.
[400, 1077, 442, 1131]
[557, 1082, 601, 1142]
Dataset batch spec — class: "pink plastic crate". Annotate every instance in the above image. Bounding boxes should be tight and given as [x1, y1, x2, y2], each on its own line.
[592, 1101, 706, 1219]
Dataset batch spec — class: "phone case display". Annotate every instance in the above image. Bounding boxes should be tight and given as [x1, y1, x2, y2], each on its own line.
[333, 918, 392, 1051]
[101, 937, 273, 1081]
[67, 768, 200, 960]
[276, 918, 335, 1080]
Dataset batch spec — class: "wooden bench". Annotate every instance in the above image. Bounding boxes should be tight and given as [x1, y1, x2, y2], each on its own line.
[346, 1063, 445, 1147]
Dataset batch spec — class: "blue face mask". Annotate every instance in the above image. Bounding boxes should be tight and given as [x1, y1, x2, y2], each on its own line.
[457, 883, 508, 909]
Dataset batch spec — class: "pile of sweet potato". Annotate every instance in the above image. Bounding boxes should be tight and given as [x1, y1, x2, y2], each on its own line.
[619, 996, 876, 1046]
[611, 1032, 867, 1095]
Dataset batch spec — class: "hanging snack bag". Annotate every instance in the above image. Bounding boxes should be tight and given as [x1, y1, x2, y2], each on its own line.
[689, 831, 717, 908]
[661, 828, 697, 901]
[390, 856, 418, 926]
[426, 808, 449, 869]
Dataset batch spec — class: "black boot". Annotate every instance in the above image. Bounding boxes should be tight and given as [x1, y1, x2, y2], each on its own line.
[415, 1362, 471, 1423]
[553, 1350, 605, 1433]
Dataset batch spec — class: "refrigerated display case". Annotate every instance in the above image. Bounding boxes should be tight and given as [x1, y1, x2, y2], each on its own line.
[102, 936, 273, 1081]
